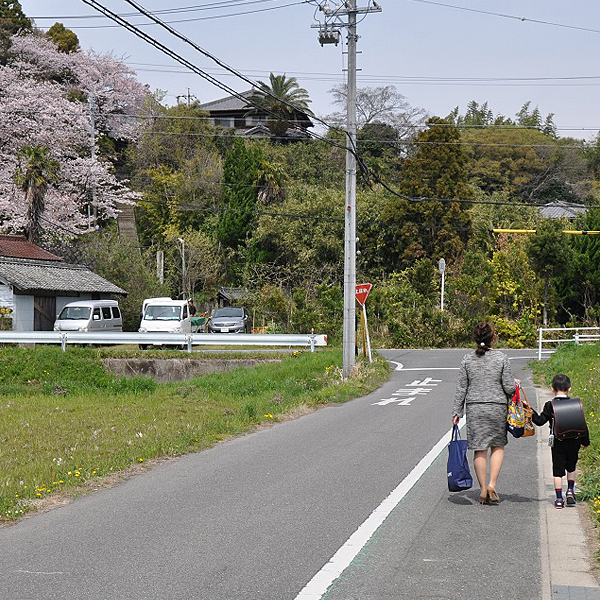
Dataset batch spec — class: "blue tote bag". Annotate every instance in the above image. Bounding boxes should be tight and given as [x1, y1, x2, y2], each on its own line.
[447, 425, 472, 492]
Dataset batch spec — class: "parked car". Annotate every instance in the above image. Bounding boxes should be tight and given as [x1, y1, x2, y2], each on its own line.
[208, 307, 249, 334]
[54, 300, 122, 332]
[139, 298, 209, 349]
[139, 299, 192, 335]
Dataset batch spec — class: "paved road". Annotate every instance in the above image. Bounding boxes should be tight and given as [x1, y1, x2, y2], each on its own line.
[0, 348, 540, 599]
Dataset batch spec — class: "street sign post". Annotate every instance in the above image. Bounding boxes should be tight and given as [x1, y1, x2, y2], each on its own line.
[356, 283, 373, 362]
[438, 258, 446, 311]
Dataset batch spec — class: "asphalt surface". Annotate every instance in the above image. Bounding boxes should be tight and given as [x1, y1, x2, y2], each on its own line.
[0, 348, 546, 599]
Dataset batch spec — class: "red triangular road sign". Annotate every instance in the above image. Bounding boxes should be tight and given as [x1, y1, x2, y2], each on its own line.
[355, 283, 372, 306]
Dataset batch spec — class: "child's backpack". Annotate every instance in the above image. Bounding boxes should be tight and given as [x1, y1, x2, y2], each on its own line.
[551, 397, 587, 441]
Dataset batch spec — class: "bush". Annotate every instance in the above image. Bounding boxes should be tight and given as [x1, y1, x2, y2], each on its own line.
[494, 314, 537, 348]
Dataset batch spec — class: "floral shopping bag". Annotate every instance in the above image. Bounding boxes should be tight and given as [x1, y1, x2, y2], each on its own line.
[507, 386, 526, 438]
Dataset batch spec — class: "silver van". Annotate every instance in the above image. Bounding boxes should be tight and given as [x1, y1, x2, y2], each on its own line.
[54, 300, 123, 332]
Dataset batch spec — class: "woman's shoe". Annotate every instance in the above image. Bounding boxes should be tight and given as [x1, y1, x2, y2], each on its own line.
[479, 490, 490, 504]
[487, 485, 500, 502]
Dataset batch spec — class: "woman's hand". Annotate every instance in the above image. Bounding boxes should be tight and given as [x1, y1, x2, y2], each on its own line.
[452, 415, 460, 426]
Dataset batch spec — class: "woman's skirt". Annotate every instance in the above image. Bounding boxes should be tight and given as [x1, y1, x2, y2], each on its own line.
[466, 402, 508, 450]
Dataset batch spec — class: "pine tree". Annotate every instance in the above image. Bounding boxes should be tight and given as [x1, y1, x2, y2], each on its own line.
[216, 139, 262, 250]
[380, 117, 472, 267]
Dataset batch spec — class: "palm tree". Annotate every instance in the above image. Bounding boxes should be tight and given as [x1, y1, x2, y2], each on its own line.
[247, 73, 312, 139]
[16, 145, 59, 244]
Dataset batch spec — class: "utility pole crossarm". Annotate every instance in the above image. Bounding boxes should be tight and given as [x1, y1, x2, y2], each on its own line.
[325, 5, 382, 16]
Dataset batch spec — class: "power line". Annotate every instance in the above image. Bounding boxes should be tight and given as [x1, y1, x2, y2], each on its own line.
[117, 0, 342, 138]
[21, 3, 600, 231]
[129, 63, 600, 87]
[406, 0, 600, 35]
[46, 0, 309, 29]
[77, 0, 338, 151]
[109, 0, 367, 173]
[127, 61, 600, 84]
[3, 107, 595, 147]
[31, 0, 290, 19]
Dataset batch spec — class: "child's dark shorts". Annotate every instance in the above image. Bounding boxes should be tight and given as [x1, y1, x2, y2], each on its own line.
[551, 439, 582, 477]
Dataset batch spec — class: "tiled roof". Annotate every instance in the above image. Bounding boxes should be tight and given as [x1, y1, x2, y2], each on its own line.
[0, 235, 62, 261]
[0, 258, 127, 295]
[218, 286, 249, 302]
[199, 90, 253, 112]
[199, 92, 314, 129]
[539, 201, 589, 220]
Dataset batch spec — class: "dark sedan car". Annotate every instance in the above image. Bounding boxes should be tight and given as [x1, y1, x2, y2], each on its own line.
[208, 307, 249, 333]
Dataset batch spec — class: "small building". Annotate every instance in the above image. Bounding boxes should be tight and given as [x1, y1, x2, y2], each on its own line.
[0, 235, 126, 331]
[539, 201, 588, 220]
[198, 90, 313, 140]
[217, 286, 249, 308]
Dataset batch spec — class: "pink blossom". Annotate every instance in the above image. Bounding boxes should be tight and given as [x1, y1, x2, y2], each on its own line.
[0, 33, 148, 238]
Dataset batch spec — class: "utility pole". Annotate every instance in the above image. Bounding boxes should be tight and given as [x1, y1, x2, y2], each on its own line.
[313, 0, 381, 378]
[176, 88, 196, 107]
[88, 92, 97, 230]
[343, 0, 358, 379]
[178, 237, 186, 298]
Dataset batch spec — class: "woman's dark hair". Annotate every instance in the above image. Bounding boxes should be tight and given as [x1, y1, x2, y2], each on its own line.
[474, 322, 495, 356]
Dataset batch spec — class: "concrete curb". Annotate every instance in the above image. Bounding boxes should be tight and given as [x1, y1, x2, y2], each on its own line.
[536, 386, 600, 600]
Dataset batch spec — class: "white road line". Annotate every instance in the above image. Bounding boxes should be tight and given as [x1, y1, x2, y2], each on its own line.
[294, 417, 467, 600]
[15, 570, 64, 575]
[387, 355, 536, 372]
[394, 367, 459, 371]
[387, 360, 459, 371]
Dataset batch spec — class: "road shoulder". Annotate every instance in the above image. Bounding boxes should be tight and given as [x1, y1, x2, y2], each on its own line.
[536, 386, 600, 600]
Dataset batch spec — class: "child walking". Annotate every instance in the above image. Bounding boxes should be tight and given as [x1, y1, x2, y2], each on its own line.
[531, 374, 589, 509]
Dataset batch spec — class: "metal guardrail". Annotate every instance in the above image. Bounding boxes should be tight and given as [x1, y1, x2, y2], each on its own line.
[0, 331, 328, 353]
[537, 326, 600, 360]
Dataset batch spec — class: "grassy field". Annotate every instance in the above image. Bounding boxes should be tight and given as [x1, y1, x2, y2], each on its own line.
[530, 343, 600, 534]
[0, 346, 389, 523]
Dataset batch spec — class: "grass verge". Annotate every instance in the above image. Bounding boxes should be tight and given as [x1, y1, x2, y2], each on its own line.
[530, 343, 600, 544]
[0, 346, 389, 523]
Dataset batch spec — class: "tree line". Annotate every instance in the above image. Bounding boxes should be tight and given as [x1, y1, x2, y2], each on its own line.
[2, 2, 600, 344]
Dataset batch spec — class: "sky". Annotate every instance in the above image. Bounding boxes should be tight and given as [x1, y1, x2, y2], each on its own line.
[17, 0, 600, 141]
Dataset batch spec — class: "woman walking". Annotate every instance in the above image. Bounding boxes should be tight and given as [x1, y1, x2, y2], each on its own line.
[452, 322, 518, 504]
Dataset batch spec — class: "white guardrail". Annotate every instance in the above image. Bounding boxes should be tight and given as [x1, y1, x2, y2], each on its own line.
[0, 332, 328, 353]
[538, 326, 600, 360]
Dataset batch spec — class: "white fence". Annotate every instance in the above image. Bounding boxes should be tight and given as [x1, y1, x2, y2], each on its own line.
[538, 326, 600, 360]
[0, 331, 328, 353]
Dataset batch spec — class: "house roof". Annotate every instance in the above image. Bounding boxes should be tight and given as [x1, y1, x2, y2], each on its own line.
[539, 201, 589, 220]
[0, 235, 62, 261]
[199, 90, 254, 112]
[218, 286, 249, 303]
[0, 258, 127, 295]
[199, 91, 313, 129]
[239, 124, 271, 138]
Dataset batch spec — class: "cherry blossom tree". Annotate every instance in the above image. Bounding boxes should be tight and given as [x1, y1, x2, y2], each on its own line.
[0, 33, 149, 239]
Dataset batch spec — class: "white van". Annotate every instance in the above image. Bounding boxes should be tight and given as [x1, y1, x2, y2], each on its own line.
[141, 297, 172, 318]
[54, 300, 123, 332]
[139, 299, 191, 335]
